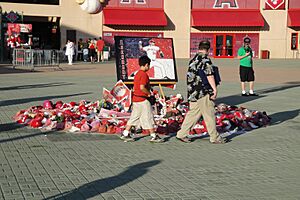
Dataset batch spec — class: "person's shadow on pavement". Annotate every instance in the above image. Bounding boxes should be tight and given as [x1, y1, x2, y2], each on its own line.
[269, 109, 300, 126]
[43, 160, 161, 200]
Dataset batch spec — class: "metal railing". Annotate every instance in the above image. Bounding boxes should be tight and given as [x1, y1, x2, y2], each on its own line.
[12, 48, 64, 70]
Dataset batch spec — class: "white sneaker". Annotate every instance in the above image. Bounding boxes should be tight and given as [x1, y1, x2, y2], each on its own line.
[149, 135, 164, 143]
[120, 134, 135, 142]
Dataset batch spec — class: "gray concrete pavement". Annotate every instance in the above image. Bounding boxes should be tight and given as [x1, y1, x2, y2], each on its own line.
[0, 59, 300, 200]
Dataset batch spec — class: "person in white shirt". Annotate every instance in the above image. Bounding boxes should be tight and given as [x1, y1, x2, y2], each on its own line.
[138, 40, 169, 79]
[65, 40, 75, 65]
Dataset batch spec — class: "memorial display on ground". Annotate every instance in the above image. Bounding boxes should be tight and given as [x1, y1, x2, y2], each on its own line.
[13, 81, 271, 138]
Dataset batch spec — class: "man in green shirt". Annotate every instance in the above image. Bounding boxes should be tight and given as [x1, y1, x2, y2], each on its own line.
[237, 37, 258, 96]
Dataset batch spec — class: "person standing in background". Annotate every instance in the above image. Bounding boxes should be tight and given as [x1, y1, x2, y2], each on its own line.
[96, 37, 105, 62]
[237, 37, 258, 96]
[7, 35, 15, 62]
[77, 38, 83, 61]
[65, 39, 75, 65]
[82, 39, 89, 62]
[88, 38, 96, 63]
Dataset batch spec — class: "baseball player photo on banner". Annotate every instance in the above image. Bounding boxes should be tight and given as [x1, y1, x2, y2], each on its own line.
[114, 36, 178, 82]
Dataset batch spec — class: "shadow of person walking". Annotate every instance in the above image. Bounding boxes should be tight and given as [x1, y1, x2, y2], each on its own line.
[0, 122, 24, 133]
[269, 109, 300, 126]
[43, 160, 161, 200]
[217, 82, 300, 106]
[0, 92, 92, 107]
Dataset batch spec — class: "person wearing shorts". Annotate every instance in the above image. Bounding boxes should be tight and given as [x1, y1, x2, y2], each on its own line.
[237, 37, 258, 96]
[120, 55, 164, 143]
[96, 37, 105, 62]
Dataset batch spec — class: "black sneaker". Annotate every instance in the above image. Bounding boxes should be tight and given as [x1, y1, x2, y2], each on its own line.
[120, 135, 135, 142]
[241, 93, 249, 96]
[176, 137, 192, 143]
[149, 135, 164, 143]
[249, 93, 258, 96]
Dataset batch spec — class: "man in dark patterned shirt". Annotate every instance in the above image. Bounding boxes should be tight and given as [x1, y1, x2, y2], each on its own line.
[176, 40, 227, 144]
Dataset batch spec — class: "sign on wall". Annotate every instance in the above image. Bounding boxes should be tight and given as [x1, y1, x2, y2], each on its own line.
[190, 33, 214, 57]
[106, 0, 163, 8]
[291, 33, 298, 50]
[288, 0, 300, 8]
[114, 36, 177, 82]
[192, 0, 259, 9]
[190, 33, 259, 58]
[7, 23, 32, 36]
[213, 0, 239, 9]
[265, 0, 285, 10]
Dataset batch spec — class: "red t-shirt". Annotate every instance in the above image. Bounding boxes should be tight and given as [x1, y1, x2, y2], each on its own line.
[132, 70, 150, 102]
[89, 43, 95, 49]
[96, 40, 104, 51]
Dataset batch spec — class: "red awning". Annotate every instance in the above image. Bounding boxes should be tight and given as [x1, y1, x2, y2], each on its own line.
[288, 9, 300, 27]
[103, 8, 167, 26]
[191, 9, 265, 27]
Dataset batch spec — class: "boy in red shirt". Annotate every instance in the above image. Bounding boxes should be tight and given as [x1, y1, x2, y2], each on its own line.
[121, 55, 164, 143]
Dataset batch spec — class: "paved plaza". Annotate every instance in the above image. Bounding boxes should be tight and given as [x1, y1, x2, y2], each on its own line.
[0, 59, 300, 200]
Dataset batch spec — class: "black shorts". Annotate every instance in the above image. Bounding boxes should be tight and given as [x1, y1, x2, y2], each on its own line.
[89, 49, 96, 57]
[240, 65, 255, 82]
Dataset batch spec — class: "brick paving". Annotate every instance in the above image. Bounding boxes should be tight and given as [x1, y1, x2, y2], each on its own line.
[0, 59, 300, 200]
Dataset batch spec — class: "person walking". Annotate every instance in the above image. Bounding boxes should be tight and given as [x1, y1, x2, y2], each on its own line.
[120, 55, 164, 143]
[176, 40, 227, 144]
[237, 37, 258, 96]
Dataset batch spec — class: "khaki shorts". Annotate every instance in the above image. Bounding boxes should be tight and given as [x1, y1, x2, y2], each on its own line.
[127, 100, 154, 130]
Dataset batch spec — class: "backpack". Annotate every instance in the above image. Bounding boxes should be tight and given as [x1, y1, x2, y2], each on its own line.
[198, 65, 221, 90]
[191, 53, 221, 89]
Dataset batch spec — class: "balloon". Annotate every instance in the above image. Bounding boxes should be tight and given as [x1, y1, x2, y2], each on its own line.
[76, 0, 85, 4]
[80, 0, 102, 14]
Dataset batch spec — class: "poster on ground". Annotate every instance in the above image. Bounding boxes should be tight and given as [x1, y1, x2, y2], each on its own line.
[114, 36, 178, 83]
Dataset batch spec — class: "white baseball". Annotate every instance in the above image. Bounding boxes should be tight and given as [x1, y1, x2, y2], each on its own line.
[79, 0, 102, 14]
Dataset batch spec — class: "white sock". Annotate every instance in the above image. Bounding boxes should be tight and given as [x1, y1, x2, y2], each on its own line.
[242, 90, 246, 94]
[249, 90, 254, 94]
[122, 130, 129, 136]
